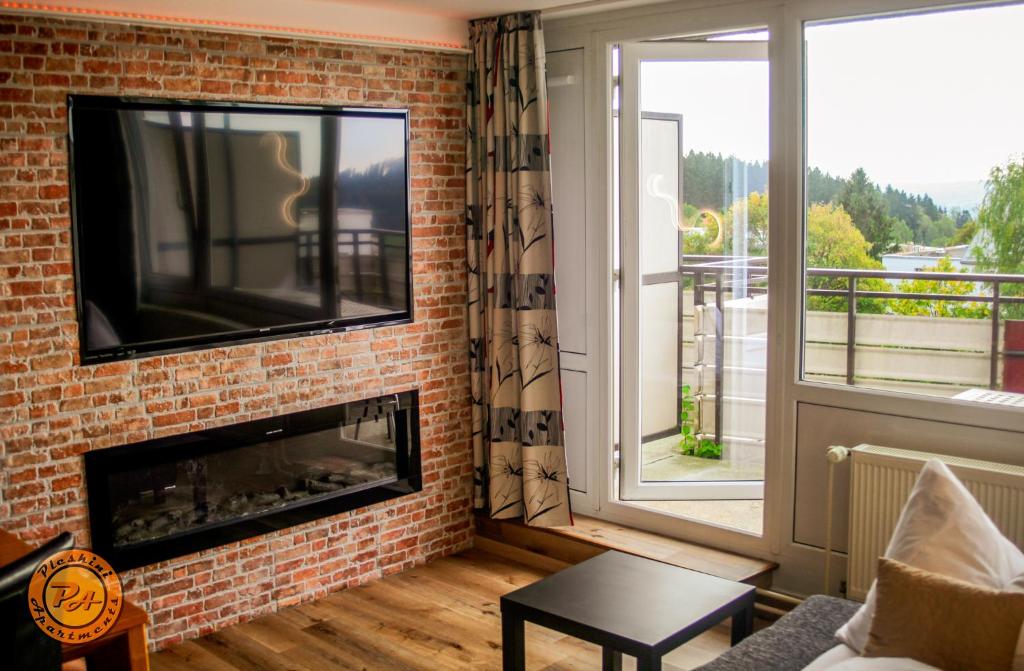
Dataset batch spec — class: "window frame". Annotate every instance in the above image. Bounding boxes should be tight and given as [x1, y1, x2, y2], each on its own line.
[542, 0, 1024, 567]
[786, 0, 1024, 436]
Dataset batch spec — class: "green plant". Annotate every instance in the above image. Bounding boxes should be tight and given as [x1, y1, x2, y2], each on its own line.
[678, 384, 723, 460]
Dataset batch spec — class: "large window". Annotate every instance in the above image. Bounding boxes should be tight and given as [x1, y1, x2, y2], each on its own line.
[801, 4, 1024, 407]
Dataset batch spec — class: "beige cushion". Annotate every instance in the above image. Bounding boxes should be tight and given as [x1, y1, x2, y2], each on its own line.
[865, 557, 1024, 671]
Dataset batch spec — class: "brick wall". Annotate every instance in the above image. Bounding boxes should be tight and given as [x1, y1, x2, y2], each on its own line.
[0, 14, 471, 649]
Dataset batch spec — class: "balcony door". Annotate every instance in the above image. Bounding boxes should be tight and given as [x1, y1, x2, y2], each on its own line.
[618, 40, 768, 502]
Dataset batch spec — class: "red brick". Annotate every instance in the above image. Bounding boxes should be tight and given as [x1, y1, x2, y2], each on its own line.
[0, 391, 25, 407]
[152, 409, 196, 427]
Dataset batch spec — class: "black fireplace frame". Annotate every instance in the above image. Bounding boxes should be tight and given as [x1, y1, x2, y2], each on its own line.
[84, 390, 421, 571]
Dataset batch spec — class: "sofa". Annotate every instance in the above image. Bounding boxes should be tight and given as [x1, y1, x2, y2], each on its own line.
[698, 458, 1024, 671]
[696, 595, 860, 671]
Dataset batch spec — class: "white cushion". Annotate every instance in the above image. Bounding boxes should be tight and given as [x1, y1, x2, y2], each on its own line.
[826, 656, 940, 671]
[836, 459, 1024, 656]
[804, 644, 940, 671]
[803, 644, 860, 670]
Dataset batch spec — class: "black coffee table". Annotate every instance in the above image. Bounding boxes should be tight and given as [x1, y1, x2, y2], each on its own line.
[500, 550, 755, 671]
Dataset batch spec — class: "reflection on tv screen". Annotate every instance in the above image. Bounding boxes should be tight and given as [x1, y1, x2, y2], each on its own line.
[69, 99, 410, 361]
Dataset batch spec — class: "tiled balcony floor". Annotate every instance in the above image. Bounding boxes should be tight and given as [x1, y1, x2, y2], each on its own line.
[640, 434, 764, 482]
[633, 499, 764, 535]
[635, 435, 764, 535]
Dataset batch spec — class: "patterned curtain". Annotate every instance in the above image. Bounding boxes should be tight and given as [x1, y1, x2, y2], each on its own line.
[466, 12, 571, 527]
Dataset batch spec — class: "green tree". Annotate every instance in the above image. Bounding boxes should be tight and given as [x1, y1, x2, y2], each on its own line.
[975, 160, 1024, 318]
[839, 168, 897, 259]
[889, 257, 989, 319]
[952, 208, 973, 228]
[722, 190, 768, 256]
[808, 167, 846, 205]
[680, 191, 768, 257]
[948, 220, 977, 247]
[918, 214, 957, 247]
[891, 219, 914, 245]
[681, 188, 989, 321]
[883, 186, 923, 236]
[681, 151, 768, 211]
[976, 160, 1024, 274]
[680, 204, 723, 256]
[805, 202, 892, 314]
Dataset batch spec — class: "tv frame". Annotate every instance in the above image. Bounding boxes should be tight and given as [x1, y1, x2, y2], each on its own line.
[67, 94, 414, 365]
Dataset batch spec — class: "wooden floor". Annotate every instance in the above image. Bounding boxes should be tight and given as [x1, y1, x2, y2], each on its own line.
[150, 549, 733, 671]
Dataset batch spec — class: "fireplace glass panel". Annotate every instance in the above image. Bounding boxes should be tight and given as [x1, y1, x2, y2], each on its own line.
[97, 392, 415, 552]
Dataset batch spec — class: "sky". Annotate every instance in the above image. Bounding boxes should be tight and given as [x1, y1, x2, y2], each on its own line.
[339, 116, 406, 173]
[177, 112, 404, 175]
[640, 2, 1024, 209]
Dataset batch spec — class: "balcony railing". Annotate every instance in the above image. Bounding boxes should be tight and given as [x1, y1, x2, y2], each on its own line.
[644, 255, 1024, 446]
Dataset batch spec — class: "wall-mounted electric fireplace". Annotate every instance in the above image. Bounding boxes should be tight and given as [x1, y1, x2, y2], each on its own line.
[85, 391, 420, 570]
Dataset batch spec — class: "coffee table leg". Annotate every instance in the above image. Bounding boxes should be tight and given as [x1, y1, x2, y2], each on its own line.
[502, 613, 526, 671]
[601, 647, 622, 671]
[731, 600, 755, 645]
[636, 652, 662, 671]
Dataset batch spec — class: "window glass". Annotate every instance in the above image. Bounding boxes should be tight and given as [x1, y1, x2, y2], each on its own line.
[803, 4, 1024, 408]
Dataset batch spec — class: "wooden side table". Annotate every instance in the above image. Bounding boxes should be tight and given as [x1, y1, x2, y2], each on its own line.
[0, 530, 150, 671]
[500, 550, 755, 671]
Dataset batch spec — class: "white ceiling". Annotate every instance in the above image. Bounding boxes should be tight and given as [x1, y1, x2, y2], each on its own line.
[319, 1, 573, 19]
[5, 0, 650, 50]
[317, 1, 595, 20]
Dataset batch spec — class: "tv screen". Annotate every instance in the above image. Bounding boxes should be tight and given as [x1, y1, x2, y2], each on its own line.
[68, 95, 412, 364]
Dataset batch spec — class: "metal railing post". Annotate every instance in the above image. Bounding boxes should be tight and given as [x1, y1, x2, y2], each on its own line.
[991, 281, 1001, 389]
[714, 274, 724, 447]
[846, 275, 857, 386]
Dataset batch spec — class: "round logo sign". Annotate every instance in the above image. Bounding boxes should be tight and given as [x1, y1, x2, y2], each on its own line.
[27, 549, 123, 644]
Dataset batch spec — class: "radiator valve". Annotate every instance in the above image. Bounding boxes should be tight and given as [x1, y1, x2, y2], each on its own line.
[826, 445, 850, 464]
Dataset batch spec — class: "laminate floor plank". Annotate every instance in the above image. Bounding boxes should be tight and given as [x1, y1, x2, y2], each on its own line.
[341, 578, 550, 669]
[272, 600, 332, 630]
[247, 611, 391, 671]
[327, 609, 490, 671]
[191, 627, 316, 671]
[152, 549, 733, 671]
[320, 586, 479, 669]
[149, 641, 240, 671]
[300, 618, 430, 671]
[230, 613, 308, 654]
[374, 571, 594, 658]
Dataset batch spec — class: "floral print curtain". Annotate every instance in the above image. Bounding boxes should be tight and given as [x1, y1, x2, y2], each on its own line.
[466, 12, 571, 527]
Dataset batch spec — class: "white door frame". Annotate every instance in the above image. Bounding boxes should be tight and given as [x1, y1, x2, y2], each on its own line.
[618, 41, 768, 501]
[545, 2, 783, 560]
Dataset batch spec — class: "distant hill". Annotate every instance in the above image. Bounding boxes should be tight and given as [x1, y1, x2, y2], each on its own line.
[682, 150, 767, 209]
[890, 180, 986, 212]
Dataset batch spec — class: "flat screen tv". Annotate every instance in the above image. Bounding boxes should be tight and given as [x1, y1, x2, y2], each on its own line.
[68, 95, 412, 364]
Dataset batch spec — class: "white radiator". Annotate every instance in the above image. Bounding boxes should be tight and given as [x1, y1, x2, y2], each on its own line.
[847, 444, 1024, 601]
